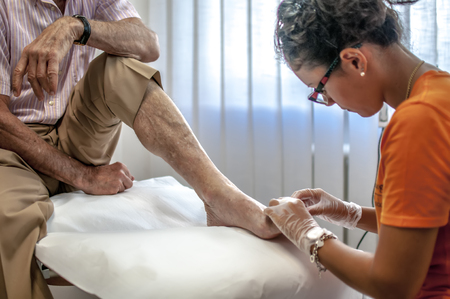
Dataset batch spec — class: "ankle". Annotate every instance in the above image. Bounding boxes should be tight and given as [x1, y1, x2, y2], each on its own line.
[200, 179, 241, 205]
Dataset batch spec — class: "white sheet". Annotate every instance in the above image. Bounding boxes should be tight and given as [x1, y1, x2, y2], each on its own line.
[36, 176, 361, 299]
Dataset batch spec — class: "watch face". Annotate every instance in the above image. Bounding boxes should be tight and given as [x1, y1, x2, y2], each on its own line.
[307, 227, 324, 240]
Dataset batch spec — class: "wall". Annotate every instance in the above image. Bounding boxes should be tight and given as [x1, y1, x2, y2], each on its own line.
[51, 0, 450, 297]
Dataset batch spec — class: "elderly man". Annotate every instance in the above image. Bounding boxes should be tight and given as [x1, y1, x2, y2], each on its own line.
[0, 1, 278, 298]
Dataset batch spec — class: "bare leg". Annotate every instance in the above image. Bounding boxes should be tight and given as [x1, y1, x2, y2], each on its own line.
[133, 79, 279, 239]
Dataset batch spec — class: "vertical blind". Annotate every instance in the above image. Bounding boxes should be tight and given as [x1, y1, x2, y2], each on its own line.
[112, 0, 450, 252]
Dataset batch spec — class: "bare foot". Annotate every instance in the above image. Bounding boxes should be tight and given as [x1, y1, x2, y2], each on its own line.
[202, 185, 281, 239]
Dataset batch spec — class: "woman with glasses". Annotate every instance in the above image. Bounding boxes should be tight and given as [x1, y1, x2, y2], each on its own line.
[264, 0, 450, 298]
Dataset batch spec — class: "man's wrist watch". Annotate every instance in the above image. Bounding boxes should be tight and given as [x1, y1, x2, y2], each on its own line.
[72, 14, 91, 46]
[306, 227, 337, 277]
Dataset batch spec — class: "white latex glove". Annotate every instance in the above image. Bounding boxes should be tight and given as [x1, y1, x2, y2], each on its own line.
[291, 188, 362, 229]
[264, 197, 321, 254]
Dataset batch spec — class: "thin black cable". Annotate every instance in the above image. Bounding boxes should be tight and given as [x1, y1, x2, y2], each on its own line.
[356, 231, 369, 250]
[356, 127, 384, 250]
[359, 127, 385, 299]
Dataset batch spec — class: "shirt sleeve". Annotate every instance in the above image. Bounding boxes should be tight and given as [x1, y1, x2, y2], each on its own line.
[0, 0, 11, 97]
[94, 0, 141, 22]
[380, 103, 450, 228]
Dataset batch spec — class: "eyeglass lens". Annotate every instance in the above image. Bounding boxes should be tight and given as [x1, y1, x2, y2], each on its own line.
[309, 88, 328, 105]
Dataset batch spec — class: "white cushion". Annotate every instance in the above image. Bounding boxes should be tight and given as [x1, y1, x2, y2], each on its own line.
[46, 176, 207, 233]
[36, 176, 361, 299]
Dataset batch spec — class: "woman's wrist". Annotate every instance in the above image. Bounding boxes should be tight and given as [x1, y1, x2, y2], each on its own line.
[306, 228, 338, 277]
[355, 207, 378, 233]
[343, 202, 363, 229]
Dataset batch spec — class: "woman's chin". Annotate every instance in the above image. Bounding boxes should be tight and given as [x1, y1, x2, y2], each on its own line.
[357, 109, 378, 118]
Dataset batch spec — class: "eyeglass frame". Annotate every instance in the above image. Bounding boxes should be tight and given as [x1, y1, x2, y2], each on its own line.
[308, 43, 363, 105]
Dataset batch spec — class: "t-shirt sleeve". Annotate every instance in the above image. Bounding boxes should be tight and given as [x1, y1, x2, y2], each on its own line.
[380, 103, 450, 228]
[0, 0, 11, 97]
[94, 0, 141, 22]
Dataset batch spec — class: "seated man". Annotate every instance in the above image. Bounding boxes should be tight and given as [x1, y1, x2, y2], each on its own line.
[0, 1, 279, 298]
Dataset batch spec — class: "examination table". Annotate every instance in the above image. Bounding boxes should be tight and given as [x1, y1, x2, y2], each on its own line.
[35, 176, 362, 299]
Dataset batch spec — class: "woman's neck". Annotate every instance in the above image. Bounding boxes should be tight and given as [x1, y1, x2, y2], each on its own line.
[381, 44, 439, 109]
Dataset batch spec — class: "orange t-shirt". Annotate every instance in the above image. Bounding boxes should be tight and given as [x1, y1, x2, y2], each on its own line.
[374, 70, 450, 298]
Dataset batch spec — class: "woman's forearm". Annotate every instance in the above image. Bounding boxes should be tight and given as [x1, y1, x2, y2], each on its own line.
[317, 225, 437, 299]
[319, 239, 379, 296]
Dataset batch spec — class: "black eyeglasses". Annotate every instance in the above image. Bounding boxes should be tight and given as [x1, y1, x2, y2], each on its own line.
[308, 43, 362, 105]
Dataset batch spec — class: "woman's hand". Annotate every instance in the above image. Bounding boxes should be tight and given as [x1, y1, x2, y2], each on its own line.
[292, 188, 362, 229]
[264, 197, 321, 254]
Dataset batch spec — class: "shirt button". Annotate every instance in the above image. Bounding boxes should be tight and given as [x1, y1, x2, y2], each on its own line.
[51, 6, 55, 11]
[58, 70, 62, 75]
[48, 101, 54, 106]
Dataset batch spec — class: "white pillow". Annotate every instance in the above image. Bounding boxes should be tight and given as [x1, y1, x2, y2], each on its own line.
[36, 176, 361, 299]
[46, 176, 207, 233]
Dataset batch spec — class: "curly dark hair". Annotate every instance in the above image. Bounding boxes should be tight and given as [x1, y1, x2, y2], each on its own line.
[275, 0, 413, 70]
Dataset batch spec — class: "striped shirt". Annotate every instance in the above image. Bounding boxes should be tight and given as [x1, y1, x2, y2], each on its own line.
[0, 0, 140, 124]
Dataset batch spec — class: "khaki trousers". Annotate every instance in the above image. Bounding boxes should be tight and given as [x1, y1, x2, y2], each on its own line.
[0, 53, 160, 299]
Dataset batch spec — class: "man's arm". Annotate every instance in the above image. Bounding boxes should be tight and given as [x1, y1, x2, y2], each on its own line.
[12, 16, 159, 100]
[0, 94, 134, 195]
[84, 17, 160, 63]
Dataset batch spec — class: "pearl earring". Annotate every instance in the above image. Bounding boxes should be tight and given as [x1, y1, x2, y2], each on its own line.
[360, 71, 365, 77]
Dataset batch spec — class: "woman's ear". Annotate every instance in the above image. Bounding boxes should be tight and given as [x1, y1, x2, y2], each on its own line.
[340, 48, 368, 77]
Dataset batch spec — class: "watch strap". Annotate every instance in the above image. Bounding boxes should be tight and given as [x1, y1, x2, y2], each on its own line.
[73, 14, 91, 45]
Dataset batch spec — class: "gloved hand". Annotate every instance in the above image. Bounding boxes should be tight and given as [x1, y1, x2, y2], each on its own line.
[291, 188, 362, 229]
[264, 197, 321, 254]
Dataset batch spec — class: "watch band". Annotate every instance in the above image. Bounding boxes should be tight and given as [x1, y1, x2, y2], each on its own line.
[73, 14, 91, 46]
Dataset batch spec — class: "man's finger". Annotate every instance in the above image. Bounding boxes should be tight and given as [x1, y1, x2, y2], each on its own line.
[28, 76, 45, 101]
[12, 56, 29, 97]
[47, 58, 59, 96]
[117, 184, 125, 194]
[123, 176, 133, 190]
[27, 56, 45, 101]
[122, 166, 133, 181]
[37, 57, 51, 94]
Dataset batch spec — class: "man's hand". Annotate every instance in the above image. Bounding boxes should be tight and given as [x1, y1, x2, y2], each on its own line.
[12, 16, 82, 100]
[0, 100, 134, 195]
[78, 162, 135, 195]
